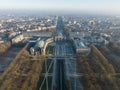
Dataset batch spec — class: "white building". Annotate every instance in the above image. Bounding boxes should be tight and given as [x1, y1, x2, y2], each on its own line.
[31, 37, 54, 55]
[74, 40, 90, 54]
[30, 47, 35, 55]
[12, 34, 24, 44]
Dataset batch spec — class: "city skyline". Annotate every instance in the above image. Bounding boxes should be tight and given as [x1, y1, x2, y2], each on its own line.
[0, 0, 120, 15]
[0, 1, 120, 89]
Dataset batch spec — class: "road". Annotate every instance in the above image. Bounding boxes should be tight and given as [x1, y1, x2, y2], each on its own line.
[53, 16, 84, 90]
[39, 16, 83, 90]
[55, 41, 74, 56]
[57, 60, 65, 90]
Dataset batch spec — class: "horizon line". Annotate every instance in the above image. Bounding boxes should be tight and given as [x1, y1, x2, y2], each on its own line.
[0, 9, 120, 16]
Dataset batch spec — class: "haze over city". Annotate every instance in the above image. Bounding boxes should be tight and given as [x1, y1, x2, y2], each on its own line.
[0, 0, 120, 15]
[0, 0, 120, 90]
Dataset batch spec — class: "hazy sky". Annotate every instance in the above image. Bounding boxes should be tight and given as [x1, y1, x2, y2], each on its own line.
[0, 0, 120, 14]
